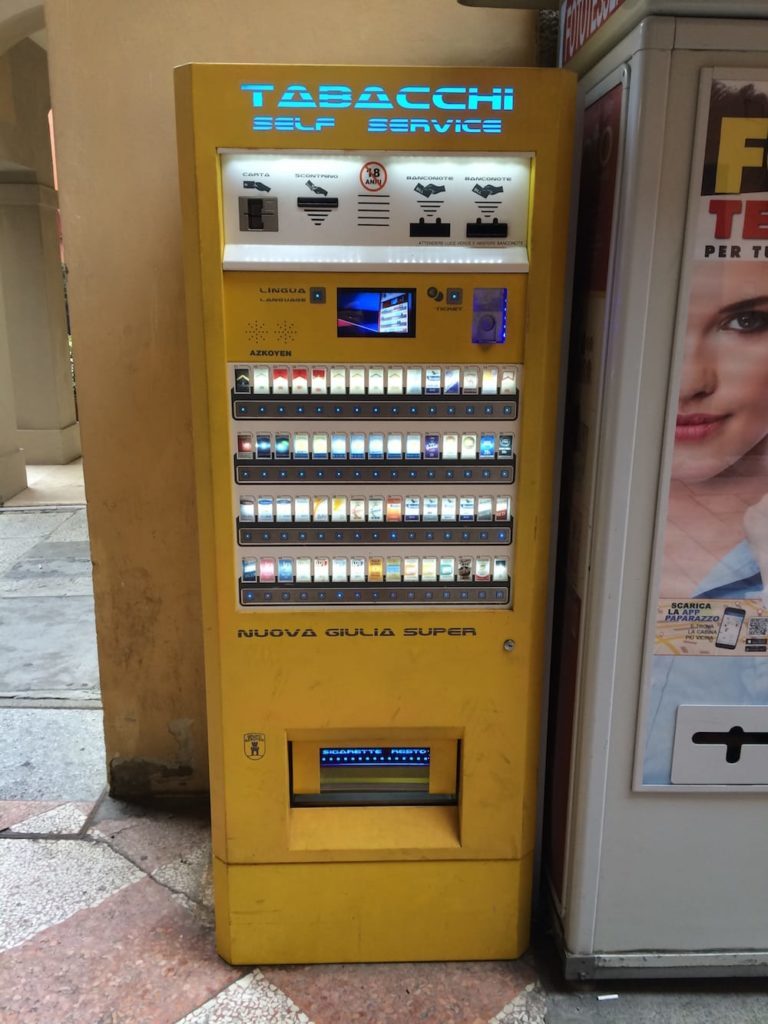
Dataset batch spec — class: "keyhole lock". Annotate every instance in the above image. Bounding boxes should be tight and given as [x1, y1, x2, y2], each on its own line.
[503, 639, 515, 652]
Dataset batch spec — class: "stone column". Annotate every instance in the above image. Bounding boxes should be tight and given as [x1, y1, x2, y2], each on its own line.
[0, 183, 80, 464]
[0, 268, 26, 500]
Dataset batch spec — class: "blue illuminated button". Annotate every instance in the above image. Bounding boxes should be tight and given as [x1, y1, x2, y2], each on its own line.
[444, 531, 453, 541]
[261, 531, 270, 542]
[425, 591, 433, 600]
[258, 470, 268, 480]
[334, 531, 343, 541]
[243, 531, 252, 542]
[264, 592, 273, 601]
[353, 405, 361, 414]
[296, 405, 305, 414]
[334, 470, 343, 479]
[442, 591, 451, 600]
[407, 531, 416, 542]
[427, 470, 436, 480]
[500, 469, 510, 479]
[425, 531, 434, 541]
[354, 592, 362, 601]
[495, 590, 505, 599]
[244, 591, 254, 602]
[372, 531, 380, 541]
[503, 405, 513, 416]
[238, 405, 247, 415]
[240, 470, 251, 480]
[334, 406, 342, 415]
[317, 469, 325, 479]
[461, 531, 470, 541]
[390, 406, 399, 415]
[407, 592, 415, 600]
[353, 470, 361, 479]
[390, 470, 399, 479]
[408, 470, 417, 479]
[258, 405, 266, 415]
[482, 469, 491, 479]
[317, 531, 326, 541]
[353, 531, 362, 541]
[496, 531, 505, 541]
[277, 405, 285, 414]
[479, 530, 490, 541]
[390, 531, 398, 541]
[372, 405, 381, 414]
[465, 405, 475, 415]
[389, 591, 397, 600]
[428, 406, 437, 416]
[478, 591, 487, 600]
[298, 469, 306, 479]
[336, 591, 344, 600]
[446, 470, 455, 479]
[463, 470, 473, 479]
[460, 591, 469, 600]
[298, 532, 307, 541]
[372, 591, 380, 601]
[315, 405, 324, 414]
[279, 470, 287, 479]
[447, 406, 456, 415]
[299, 592, 309, 601]
[281, 591, 291, 601]
[372, 470, 381, 479]
[483, 405, 493, 415]
[318, 591, 327, 601]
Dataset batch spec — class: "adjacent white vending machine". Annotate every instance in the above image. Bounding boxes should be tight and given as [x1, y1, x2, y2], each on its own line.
[549, 2, 768, 977]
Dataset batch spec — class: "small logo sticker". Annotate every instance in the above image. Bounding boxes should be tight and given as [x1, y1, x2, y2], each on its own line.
[244, 733, 266, 760]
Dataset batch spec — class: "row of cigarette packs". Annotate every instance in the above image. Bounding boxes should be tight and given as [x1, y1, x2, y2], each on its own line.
[236, 430, 515, 461]
[242, 554, 510, 585]
[234, 364, 518, 397]
[239, 494, 512, 524]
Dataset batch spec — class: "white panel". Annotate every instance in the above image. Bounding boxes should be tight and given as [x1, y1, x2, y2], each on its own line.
[672, 705, 768, 785]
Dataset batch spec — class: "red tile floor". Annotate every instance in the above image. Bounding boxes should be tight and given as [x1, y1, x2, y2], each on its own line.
[0, 794, 545, 1024]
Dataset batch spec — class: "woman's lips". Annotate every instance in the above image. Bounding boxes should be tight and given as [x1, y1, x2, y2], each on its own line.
[675, 413, 729, 441]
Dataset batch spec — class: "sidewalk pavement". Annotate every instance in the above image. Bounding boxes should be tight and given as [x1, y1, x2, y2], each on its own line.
[1, 507, 768, 1023]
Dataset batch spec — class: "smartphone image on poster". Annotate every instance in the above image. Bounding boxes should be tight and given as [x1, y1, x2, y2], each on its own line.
[369, 433, 384, 460]
[439, 557, 455, 581]
[295, 556, 312, 582]
[368, 366, 385, 394]
[275, 496, 292, 522]
[311, 367, 328, 394]
[312, 433, 329, 459]
[457, 555, 473, 580]
[406, 367, 423, 394]
[294, 496, 311, 522]
[349, 433, 366, 459]
[385, 556, 402, 582]
[277, 557, 294, 583]
[256, 434, 271, 459]
[331, 496, 348, 522]
[259, 557, 276, 583]
[460, 434, 478, 460]
[368, 496, 384, 522]
[386, 433, 403, 460]
[274, 433, 291, 459]
[424, 434, 440, 460]
[291, 367, 308, 394]
[257, 496, 274, 522]
[293, 432, 310, 459]
[332, 557, 348, 582]
[493, 558, 509, 581]
[236, 432, 254, 458]
[498, 434, 514, 459]
[368, 557, 384, 582]
[477, 496, 493, 521]
[252, 367, 270, 394]
[425, 367, 442, 394]
[350, 557, 366, 582]
[475, 556, 491, 582]
[385, 496, 403, 522]
[442, 433, 459, 460]
[313, 557, 330, 583]
[331, 433, 347, 460]
[272, 367, 289, 394]
[443, 367, 460, 395]
[403, 556, 420, 581]
[404, 496, 420, 521]
[500, 367, 517, 395]
[716, 606, 746, 649]
[405, 434, 421, 459]
[422, 496, 438, 521]
[349, 367, 366, 394]
[481, 366, 498, 394]
[234, 367, 251, 394]
[387, 367, 404, 394]
[239, 496, 255, 522]
[440, 495, 457, 521]
[330, 366, 347, 394]
[313, 495, 330, 521]
[462, 367, 479, 394]
[479, 434, 496, 459]
[459, 496, 476, 521]
[349, 497, 366, 522]
[242, 558, 257, 582]
[421, 556, 438, 582]
[494, 495, 511, 521]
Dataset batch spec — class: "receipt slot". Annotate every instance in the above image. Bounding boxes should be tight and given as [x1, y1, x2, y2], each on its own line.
[175, 64, 574, 964]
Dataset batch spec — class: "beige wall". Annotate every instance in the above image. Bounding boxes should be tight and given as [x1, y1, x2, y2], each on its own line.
[0, 36, 52, 184]
[44, 0, 537, 798]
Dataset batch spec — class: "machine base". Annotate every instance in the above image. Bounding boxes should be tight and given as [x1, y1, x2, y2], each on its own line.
[214, 855, 532, 964]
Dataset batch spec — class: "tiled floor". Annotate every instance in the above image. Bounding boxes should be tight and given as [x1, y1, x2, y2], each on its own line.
[3, 500, 768, 1022]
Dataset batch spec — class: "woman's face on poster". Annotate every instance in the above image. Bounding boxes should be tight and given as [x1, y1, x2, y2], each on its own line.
[673, 260, 768, 483]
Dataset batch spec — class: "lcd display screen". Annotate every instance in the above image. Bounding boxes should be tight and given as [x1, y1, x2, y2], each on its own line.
[337, 288, 415, 338]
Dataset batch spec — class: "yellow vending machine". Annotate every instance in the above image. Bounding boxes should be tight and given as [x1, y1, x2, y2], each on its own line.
[175, 64, 574, 965]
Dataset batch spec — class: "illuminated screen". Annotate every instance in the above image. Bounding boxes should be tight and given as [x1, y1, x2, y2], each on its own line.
[337, 289, 416, 338]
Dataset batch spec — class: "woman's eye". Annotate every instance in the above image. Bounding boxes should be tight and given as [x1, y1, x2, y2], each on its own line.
[722, 310, 768, 333]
